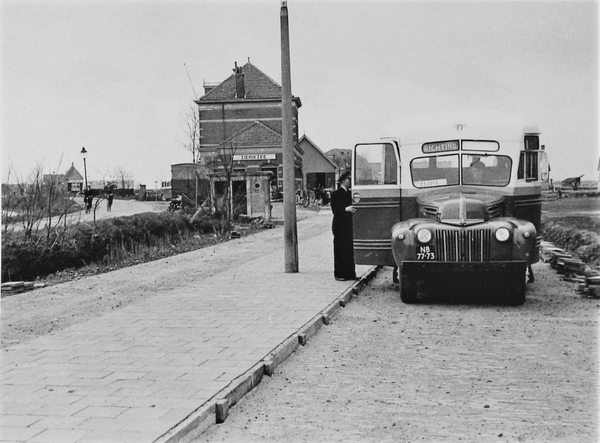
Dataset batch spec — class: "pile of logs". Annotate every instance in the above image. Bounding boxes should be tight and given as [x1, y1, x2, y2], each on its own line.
[1, 281, 46, 297]
[540, 241, 600, 299]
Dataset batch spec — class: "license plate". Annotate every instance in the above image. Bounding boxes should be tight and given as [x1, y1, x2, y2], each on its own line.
[416, 245, 436, 261]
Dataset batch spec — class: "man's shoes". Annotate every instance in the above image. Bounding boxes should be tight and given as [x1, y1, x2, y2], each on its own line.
[335, 277, 359, 281]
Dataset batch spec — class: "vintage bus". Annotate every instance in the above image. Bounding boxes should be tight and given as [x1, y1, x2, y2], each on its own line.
[351, 115, 549, 305]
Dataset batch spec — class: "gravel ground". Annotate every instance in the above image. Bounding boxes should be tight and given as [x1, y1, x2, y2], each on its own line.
[199, 262, 598, 443]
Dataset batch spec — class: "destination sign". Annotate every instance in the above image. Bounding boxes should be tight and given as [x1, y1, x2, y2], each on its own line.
[415, 178, 448, 188]
[422, 141, 459, 154]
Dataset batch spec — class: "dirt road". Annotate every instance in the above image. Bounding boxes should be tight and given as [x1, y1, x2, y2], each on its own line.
[199, 263, 598, 443]
[61, 197, 169, 224]
[4, 197, 170, 233]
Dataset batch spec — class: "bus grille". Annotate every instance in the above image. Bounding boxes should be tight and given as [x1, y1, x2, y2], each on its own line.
[433, 228, 492, 262]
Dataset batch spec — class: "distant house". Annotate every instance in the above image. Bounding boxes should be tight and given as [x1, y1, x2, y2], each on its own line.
[41, 163, 84, 193]
[298, 136, 337, 191]
[325, 148, 352, 176]
[42, 173, 66, 190]
[63, 163, 84, 192]
[171, 163, 211, 203]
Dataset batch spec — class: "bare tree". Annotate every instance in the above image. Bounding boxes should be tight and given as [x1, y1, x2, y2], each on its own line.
[210, 142, 246, 238]
[2, 161, 77, 240]
[96, 166, 114, 190]
[1, 164, 22, 236]
[43, 155, 77, 241]
[183, 106, 202, 164]
[330, 151, 351, 175]
[114, 166, 132, 189]
[18, 164, 47, 238]
[91, 194, 106, 224]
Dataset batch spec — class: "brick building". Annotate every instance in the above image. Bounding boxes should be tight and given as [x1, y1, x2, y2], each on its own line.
[298, 135, 337, 192]
[194, 61, 303, 193]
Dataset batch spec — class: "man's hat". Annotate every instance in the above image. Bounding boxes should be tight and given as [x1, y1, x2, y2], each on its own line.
[338, 171, 351, 182]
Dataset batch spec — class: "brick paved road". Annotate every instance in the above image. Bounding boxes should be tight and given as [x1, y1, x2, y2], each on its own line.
[0, 208, 373, 443]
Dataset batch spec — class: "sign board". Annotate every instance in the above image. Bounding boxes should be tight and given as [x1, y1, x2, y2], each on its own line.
[422, 140, 459, 154]
[233, 154, 277, 161]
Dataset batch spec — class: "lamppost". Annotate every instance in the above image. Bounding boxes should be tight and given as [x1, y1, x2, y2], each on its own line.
[80, 147, 88, 191]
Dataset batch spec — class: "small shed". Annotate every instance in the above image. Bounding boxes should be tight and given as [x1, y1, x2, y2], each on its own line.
[63, 163, 84, 192]
[298, 135, 337, 192]
[209, 171, 271, 221]
[561, 175, 584, 190]
[171, 163, 211, 204]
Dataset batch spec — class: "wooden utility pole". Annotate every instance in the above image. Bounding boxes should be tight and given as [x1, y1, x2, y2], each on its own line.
[280, 1, 299, 272]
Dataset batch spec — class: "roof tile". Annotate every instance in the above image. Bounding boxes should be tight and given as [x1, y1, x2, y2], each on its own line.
[199, 62, 281, 101]
[219, 121, 282, 148]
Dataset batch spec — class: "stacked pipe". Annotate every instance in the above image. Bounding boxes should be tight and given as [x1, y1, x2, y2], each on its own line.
[540, 241, 600, 298]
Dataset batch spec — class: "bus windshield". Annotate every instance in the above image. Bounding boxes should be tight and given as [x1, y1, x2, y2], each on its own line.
[411, 154, 459, 188]
[411, 154, 512, 188]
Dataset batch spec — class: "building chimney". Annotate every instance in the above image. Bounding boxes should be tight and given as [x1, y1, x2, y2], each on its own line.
[233, 62, 245, 98]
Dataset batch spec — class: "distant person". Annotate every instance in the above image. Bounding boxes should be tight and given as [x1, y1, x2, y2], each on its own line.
[106, 191, 114, 212]
[84, 186, 93, 214]
[465, 158, 486, 184]
[86, 195, 93, 214]
[315, 184, 325, 211]
[331, 171, 357, 281]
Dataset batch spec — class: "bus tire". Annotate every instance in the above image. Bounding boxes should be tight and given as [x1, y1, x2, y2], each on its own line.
[399, 268, 419, 304]
[505, 270, 526, 306]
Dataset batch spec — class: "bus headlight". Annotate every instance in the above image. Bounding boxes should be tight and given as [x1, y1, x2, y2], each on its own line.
[495, 227, 511, 242]
[416, 228, 432, 244]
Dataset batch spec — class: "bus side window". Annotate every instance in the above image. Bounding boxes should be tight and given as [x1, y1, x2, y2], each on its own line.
[383, 144, 398, 184]
[524, 135, 539, 150]
[355, 143, 398, 185]
[520, 135, 540, 181]
[518, 151, 539, 181]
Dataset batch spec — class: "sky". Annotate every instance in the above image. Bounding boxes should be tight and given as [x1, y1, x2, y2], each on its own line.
[1, 0, 598, 187]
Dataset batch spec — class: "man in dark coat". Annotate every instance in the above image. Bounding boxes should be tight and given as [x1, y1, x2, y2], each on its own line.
[83, 186, 93, 214]
[106, 191, 114, 212]
[331, 171, 357, 281]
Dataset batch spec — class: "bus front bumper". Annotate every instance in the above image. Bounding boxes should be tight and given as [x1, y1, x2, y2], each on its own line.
[400, 261, 527, 287]
[401, 261, 527, 274]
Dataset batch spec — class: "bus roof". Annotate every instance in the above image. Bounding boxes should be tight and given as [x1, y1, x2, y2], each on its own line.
[383, 109, 539, 146]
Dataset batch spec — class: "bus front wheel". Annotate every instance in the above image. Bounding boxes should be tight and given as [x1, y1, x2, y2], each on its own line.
[505, 270, 526, 306]
[399, 267, 419, 304]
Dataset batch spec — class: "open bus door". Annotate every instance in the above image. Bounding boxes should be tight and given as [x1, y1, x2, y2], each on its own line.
[351, 141, 402, 266]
